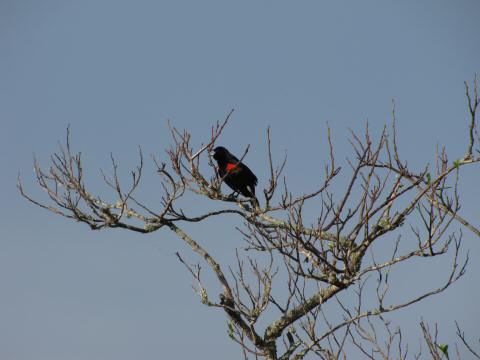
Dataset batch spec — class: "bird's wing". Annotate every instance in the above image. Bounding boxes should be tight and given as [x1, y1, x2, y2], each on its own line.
[238, 163, 258, 185]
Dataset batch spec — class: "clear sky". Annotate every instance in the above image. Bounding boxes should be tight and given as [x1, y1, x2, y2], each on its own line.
[1, 1, 479, 359]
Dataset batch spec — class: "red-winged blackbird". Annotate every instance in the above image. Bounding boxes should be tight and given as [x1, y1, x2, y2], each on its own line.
[211, 146, 258, 205]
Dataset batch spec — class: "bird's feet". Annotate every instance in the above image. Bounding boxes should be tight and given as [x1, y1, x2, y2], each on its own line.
[227, 192, 239, 201]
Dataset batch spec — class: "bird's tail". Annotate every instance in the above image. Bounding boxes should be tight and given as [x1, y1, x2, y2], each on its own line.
[244, 185, 259, 210]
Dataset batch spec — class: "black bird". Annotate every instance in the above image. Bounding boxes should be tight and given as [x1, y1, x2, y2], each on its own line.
[211, 146, 258, 205]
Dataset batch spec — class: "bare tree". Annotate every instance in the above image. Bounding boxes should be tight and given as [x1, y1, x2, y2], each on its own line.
[19, 78, 480, 359]
[418, 320, 480, 360]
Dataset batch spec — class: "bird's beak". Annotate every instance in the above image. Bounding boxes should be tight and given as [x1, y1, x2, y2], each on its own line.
[209, 150, 215, 157]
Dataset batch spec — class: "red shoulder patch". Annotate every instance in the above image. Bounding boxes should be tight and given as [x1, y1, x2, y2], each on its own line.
[226, 163, 237, 172]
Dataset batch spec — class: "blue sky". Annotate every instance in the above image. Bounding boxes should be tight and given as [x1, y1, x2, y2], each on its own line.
[1, 1, 479, 359]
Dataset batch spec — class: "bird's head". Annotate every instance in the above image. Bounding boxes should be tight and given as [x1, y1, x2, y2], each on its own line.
[210, 146, 229, 161]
